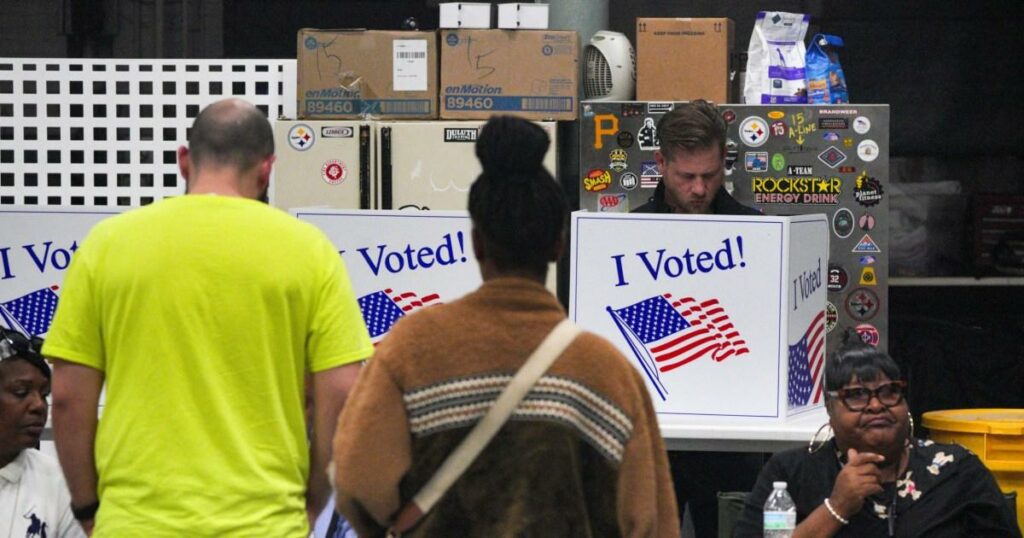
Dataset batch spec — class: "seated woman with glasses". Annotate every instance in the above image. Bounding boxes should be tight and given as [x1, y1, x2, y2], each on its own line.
[1, 327, 85, 537]
[733, 335, 1020, 537]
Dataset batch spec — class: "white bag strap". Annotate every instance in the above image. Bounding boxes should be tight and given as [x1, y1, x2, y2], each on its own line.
[389, 318, 581, 535]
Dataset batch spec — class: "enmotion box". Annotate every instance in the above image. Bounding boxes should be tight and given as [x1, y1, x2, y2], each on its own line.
[297, 29, 438, 119]
[440, 29, 578, 120]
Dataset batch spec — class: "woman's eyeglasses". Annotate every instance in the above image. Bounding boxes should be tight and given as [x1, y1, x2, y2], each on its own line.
[0, 327, 44, 361]
[828, 380, 906, 411]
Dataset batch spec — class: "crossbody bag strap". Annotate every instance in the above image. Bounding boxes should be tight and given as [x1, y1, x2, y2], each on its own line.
[388, 318, 581, 536]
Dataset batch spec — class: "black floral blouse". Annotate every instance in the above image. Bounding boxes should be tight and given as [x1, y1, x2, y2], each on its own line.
[733, 438, 1021, 537]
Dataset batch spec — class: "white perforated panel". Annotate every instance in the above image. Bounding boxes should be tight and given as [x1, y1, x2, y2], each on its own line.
[0, 59, 296, 207]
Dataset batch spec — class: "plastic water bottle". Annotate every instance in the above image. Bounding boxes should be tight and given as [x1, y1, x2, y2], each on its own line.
[763, 481, 796, 537]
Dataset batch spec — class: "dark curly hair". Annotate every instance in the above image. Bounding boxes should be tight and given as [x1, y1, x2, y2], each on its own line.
[468, 116, 568, 278]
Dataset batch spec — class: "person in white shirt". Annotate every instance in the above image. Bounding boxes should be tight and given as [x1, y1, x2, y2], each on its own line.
[1, 327, 84, 538]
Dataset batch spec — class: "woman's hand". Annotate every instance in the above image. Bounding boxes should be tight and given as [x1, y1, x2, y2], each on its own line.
[828, 448, 886, 518]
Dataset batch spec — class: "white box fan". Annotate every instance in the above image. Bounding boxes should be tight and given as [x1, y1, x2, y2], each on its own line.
[584, 31, 635, 101]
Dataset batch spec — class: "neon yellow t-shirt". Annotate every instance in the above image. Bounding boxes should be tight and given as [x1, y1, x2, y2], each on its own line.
[44, 195, 373, 537]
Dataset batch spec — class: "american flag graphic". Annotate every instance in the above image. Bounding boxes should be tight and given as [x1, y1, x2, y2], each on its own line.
[788, 309, 826, 406]
[608, 294, 750, 400]
[357, 288, 440, 343]
[0, 286, 60, 336]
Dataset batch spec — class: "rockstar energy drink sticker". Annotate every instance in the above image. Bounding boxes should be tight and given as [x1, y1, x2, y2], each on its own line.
[751, 176, 842, 205]
[583, 169, 612, 192]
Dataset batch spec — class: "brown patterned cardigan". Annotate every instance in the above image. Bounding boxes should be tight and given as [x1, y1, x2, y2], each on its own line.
[332, 277, 680, 537]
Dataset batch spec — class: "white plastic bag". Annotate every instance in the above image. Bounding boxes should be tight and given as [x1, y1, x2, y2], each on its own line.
[743, 11, 810, 104]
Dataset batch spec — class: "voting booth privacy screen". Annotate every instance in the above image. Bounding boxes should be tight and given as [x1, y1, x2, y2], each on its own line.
[0, 208, 121, 337]
[294, 209, 481, 343]
[569, 212, 829, 428]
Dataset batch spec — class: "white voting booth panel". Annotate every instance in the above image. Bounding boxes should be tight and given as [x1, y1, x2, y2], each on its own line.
[1, 207, 122, 412]
[0, 207, 120, 335]
[293, 209, 481, 343]
[569, 212, 829, 433]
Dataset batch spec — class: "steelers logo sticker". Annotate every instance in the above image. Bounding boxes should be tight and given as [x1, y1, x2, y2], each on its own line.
[288, 124, 315, 151]
[739, 116, 769, 147]
[321, 159, 347, 185]
[845, 288, 880, 321]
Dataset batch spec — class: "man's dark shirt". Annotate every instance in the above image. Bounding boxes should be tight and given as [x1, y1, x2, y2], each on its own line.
[632, 183, 760, 216]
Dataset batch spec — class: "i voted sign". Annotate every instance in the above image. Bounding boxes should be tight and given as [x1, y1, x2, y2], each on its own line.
[294, 209, 482, 343]
[569, 211, 829, 428]
[1, 208, 121, 336]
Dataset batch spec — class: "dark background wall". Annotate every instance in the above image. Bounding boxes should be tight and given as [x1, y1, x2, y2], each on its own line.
[2, 0, 1022, 415]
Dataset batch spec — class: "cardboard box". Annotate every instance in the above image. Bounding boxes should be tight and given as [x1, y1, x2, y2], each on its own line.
[297, 29, 438, 119]
[636, 18, 734, 103]
[497, 3, 549, 29]
[440, 29, 578, 120]
[439, 3, 492, 29]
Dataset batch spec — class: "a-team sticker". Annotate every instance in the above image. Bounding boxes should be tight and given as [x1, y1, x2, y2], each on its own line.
[288, 124, 315, 151]
[856, 323, 880, 346]
[745, 152, 768, 172]
[739, 116, 769, 147]
[852, 116, 871, 135]
[845, 288, 880, 321]
[858, 139, 880, 162]
[852, 234, 881, 253]
[823, 131, 840, 142]
[827, 264, 849, 292]
[583, 169, 612, 192]
[825, 302, 839, 333]
[619, 172, 639, 190]
[859, 213, 876, 231]
[859, 255, 877, 265]
[832, 207, 855, 238]
[854, 172, 884, 207]
[321, 159, 347, 185]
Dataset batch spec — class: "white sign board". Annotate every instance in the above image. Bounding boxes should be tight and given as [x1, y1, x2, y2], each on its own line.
[0, 207, 121, 336]
[293, 209, 481, 343]
[569, 212, 828, 429]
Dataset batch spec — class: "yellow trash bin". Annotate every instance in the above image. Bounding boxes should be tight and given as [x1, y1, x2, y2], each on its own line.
[922, 409, 1024, 532]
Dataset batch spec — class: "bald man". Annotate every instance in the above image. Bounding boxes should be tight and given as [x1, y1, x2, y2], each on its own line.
[45, 99, 373, 536]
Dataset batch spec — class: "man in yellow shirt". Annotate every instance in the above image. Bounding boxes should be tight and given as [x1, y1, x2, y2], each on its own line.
[44, 99, 373, 537]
